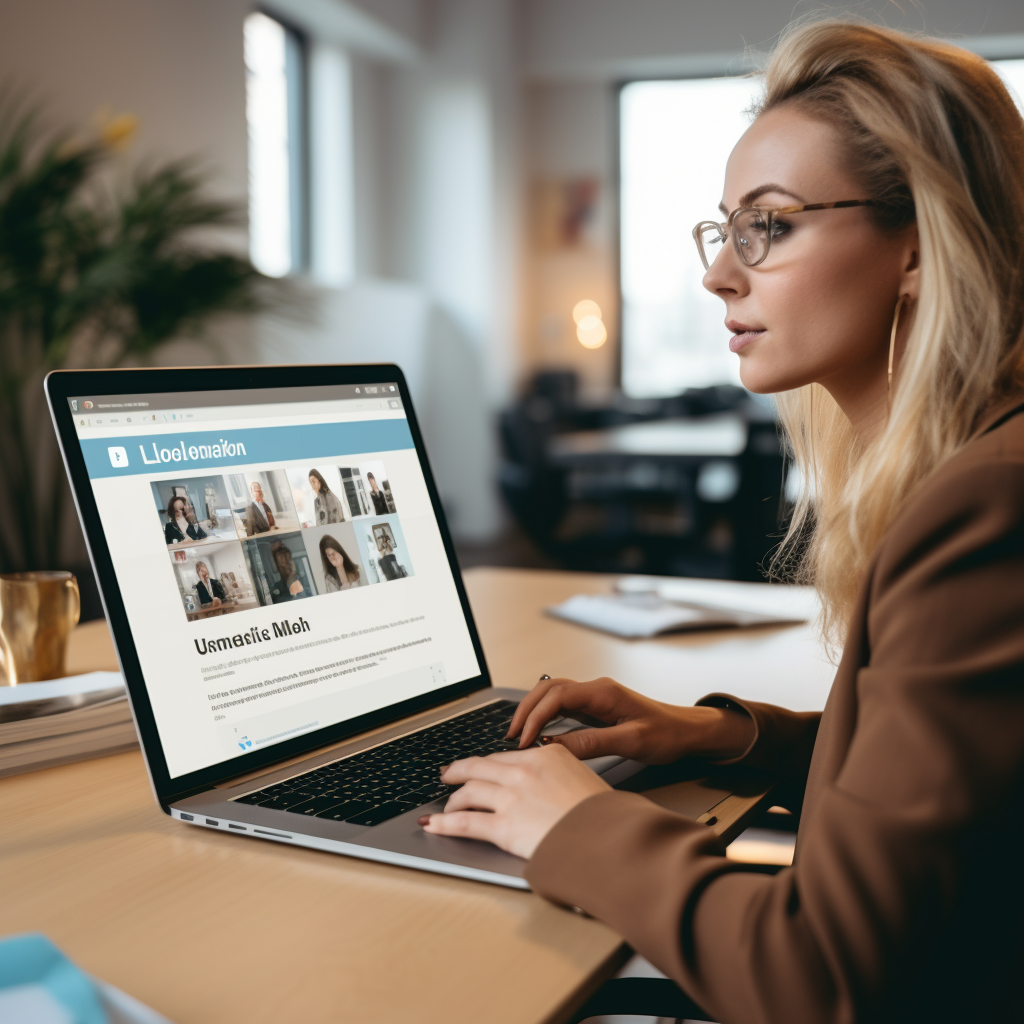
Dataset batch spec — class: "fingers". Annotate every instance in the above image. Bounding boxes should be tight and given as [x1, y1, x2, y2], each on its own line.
[440, 749, 535, 784]
[515, 681, 623, 749]
[419, 809, 501, 845]
[441, 779, 505, 814]
[506, 676, 565, 739]
[542, 722, 639, 760]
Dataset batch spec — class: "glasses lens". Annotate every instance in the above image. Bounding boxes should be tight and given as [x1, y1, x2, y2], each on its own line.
[732, 209, 770, 266]
[698, 223, 726, 266]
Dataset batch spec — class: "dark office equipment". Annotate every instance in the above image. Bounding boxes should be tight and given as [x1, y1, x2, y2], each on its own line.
[498, 372, 788, 581]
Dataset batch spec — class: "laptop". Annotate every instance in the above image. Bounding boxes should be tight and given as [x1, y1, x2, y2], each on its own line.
[47, 364, 658, 889]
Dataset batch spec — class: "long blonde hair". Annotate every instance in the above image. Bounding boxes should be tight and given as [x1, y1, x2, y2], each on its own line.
[762, 22, 1024, 645]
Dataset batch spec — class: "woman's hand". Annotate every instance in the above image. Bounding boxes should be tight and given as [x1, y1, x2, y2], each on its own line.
[507, 676, 755, 764]
[419, 744, 610, 859]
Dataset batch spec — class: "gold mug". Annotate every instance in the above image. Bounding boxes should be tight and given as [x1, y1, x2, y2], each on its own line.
[0, 571, 81, 685]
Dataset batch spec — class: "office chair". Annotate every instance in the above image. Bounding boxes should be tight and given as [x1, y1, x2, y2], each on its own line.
[568, 977, 714, 1022]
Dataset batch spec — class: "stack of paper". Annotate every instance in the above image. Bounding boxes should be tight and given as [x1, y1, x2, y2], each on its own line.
[0, 671, 137, 778]
[546, 577, 818, 640]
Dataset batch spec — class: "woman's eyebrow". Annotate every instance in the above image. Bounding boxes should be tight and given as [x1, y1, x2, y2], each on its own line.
[718, 183, 807, 215]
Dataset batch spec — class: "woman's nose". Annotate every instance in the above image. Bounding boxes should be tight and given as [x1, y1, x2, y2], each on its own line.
[701, 241, 748, 298]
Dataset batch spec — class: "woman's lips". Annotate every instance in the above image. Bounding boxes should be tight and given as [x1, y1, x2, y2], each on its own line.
[729, 329, 765, 353]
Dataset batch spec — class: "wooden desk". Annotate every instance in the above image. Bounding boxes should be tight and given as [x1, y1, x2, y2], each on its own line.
[0, 568, 833, 1024]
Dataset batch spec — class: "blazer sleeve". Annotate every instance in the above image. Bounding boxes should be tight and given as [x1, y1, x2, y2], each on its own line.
[694, 692, 821, 790]
[526, 458, 1024, 1023]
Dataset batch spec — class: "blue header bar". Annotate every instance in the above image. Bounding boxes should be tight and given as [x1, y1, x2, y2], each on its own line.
[81, 419, 414, 479]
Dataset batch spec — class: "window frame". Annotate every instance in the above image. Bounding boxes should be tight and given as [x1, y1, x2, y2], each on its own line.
[614, 69, 756, 396]
[246, 8, 311, 276]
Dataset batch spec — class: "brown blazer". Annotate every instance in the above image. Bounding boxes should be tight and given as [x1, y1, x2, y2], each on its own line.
[527, 395, 1024, 1023]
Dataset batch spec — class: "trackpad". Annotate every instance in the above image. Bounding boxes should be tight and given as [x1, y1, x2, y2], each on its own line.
[585, 755, 645, 786]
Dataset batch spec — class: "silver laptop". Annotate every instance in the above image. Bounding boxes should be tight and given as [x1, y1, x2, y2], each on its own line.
[46, 364, 648, 888]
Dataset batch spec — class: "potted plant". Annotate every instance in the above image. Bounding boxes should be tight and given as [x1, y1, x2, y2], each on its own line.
[0, 92, 276, 574]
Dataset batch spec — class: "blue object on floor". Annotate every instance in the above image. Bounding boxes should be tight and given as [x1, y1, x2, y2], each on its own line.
[0, 932, 108, 1024]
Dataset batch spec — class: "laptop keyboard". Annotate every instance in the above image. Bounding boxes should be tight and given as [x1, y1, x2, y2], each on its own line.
[234, 700, 522, 828]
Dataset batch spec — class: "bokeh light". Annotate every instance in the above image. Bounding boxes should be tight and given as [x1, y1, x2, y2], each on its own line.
[572, 299, 602, 324]
[576, 315, 608, 349]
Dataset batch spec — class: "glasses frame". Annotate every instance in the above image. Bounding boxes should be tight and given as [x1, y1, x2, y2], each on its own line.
[692, 200, 876, 271]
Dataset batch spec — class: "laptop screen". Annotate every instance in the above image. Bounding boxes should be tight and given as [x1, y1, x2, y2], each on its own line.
[66, 383, 481, 779]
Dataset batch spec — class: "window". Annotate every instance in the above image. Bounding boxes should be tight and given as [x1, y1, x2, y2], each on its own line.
[618, 59, 1024, 399]
[244, 11, 307, 277]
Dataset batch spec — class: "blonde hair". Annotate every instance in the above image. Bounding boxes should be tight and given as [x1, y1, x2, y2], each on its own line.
[761, 21, 1024, 646]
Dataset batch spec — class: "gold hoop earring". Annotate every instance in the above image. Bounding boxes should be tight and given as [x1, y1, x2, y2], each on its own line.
[888, 297, 905, 402]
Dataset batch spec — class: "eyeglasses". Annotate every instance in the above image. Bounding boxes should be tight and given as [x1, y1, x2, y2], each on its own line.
[692, 200, 876, 271]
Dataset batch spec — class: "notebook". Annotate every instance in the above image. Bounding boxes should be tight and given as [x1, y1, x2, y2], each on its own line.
[547, 577, 816, 639]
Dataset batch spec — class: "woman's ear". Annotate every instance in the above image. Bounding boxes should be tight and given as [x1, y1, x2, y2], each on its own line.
[899, 226, 921, 302]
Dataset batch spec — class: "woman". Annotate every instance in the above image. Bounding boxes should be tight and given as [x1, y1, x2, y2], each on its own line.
[164, 495, 207, 544]
[194, 560, 225, 606]
[268, 541, 307, 602]
[308, 468, 345, 525]
[319, 534, 362, 591]
[421, 22, 1024, 1021]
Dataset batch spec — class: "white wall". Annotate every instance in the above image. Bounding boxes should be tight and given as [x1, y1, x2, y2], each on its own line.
[0, 0, 250, 202]
[523, 0, 1024, 79]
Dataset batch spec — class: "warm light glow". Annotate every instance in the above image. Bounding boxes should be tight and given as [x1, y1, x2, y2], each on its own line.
[577, 315, 607, 349]
[572, 299, 602, 324]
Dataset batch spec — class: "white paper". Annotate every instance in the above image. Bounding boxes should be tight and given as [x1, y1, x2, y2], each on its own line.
[615, 575, 818, 620]
[0, 671, 125, 707]
[548, 594, 747, 639]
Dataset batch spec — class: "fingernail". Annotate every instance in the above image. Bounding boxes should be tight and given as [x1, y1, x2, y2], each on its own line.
[539, 674, 551, 680]
[418, 815, 431, 826]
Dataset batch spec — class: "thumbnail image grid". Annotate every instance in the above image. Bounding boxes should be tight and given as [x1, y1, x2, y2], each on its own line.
[157, 462, 411, 621]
